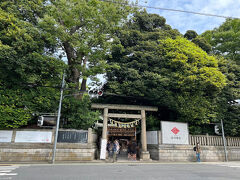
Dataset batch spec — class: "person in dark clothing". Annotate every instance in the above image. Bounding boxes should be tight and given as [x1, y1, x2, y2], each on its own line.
[131, 141, 137, 160]
[128, 140, 137, 160]
[127, 141, 132, 159]
[106, 140, 113, 159]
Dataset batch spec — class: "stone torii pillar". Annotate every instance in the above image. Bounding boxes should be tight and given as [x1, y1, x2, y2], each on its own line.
[102, 108, 108, 140]
[97, 107, 108, 160]
[141, 110, 150, 160]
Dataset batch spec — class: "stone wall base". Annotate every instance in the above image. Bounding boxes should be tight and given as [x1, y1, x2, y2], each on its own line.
[148, 145, 240, 162]
[0, 143, 96, 162]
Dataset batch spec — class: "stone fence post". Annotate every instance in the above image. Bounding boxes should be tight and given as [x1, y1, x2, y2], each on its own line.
[158, 131, 162, 145]
[11, 130, 16, 143]
[88, 128, 93, 144]
[206, 133, 209, 146]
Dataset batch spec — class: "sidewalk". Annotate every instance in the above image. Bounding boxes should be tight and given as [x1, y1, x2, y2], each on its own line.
[1, 160, 240, 165]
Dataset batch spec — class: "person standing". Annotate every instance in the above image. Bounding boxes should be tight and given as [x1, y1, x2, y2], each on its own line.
[195, 142, 201, 162]
[127, 141, 132, 159]
[113, 139, 120, 162]
[130, 140, 137, 160]
[106, 140, 112, 160]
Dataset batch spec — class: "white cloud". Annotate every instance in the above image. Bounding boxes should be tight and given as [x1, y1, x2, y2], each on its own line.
[138, 0, 240, 34]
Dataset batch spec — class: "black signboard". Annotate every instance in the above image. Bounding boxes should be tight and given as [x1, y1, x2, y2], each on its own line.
[57, 131, 88, 143]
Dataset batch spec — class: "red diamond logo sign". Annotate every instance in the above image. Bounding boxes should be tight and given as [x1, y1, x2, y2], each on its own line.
[171, 127, 180, 135]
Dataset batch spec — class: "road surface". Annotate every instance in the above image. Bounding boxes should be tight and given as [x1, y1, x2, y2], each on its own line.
[0, 162, 240, 180]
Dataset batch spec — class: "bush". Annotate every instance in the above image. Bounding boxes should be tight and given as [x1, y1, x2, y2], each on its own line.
[62, 95, 100, 130]
[0, 104, 31, 129]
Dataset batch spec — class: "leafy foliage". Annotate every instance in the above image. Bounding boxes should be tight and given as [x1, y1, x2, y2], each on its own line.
[202, 18, 240, 64]
[211, 57, 240, 136]
[0, 1, 239, 136]
[39, 0, 134, 92]
[223, 105, 240, 136]
[0, 4, 65, 128]
[0, 88, 30, 128]
[184, 30, 211, 53]
[0, 8, 65, 87]
[62, 95, 100, 130]
[191, 37, 211, 53]
[104, 12, 226, 133]
[0, 0, 130, 129]
[201, 18, 240, 136]
[184, 30, 198, 40]
[0, 0, 47, 25]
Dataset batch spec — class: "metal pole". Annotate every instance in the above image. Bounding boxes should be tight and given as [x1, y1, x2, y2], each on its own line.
[52, 73, 65, 163]
[221, 119, 228, 162]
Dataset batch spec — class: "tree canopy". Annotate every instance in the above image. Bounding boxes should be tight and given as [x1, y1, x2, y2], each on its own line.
[0, 3, 66, 128]
[0, 0, 133, 129]
[104, 11, 227, 133]
[0, 2, 239, 135]
[201, 18, 240, 136]
[202, 18, 240, 64]
[40, 0, 133, 93]
[184, 30, 211, 53]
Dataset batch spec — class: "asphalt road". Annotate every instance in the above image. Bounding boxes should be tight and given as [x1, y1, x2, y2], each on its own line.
[1, 162, 240, 180]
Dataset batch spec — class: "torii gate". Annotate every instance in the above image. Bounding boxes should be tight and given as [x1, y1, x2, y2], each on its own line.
[91, 103, 158, 161]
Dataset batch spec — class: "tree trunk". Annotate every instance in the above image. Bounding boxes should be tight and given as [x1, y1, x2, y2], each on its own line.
[78, 56, 88, 99]
[63, 41, 82, 92]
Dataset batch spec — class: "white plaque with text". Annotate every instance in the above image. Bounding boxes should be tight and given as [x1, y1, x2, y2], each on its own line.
[15, 131, 52, 143]
[0, 131, 13, 142]
[100, 139, 107, 160]
[161, 121, 189, 145]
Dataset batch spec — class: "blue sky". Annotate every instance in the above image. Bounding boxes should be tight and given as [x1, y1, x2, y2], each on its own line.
[139, 0, 240, 34]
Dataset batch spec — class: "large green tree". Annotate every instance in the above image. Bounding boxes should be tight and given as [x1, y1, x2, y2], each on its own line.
[0, 0, 133, 129]
[104, 11, 226, 133]
[0, 4, 65, 128]
[0, 8, 64, 87]
[202, 18, 240, 64]
[215, 57, 240, 136]
[40, 0, 133, 94]
[201, 18, 240, 136]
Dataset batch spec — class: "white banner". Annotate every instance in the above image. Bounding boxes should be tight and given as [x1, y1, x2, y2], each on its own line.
[147, 131, 158, 144]
[100, 139, 107, 160]
[161, 121, 189, 145]
[15, 131, 52, 143]
[0, 131, 13, 142]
